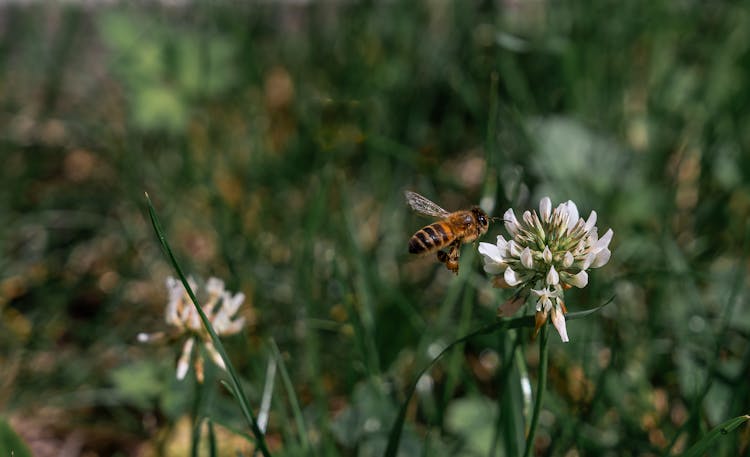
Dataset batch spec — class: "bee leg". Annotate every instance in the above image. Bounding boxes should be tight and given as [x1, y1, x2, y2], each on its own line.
[436, 250, 449, 264]
[437, 241, 461, 274]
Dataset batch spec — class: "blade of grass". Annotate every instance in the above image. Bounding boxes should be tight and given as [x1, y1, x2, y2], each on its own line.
[269, 338, 311, 453]
[0, 418, 33, 457]
[258, 355, 276, 434]
[565, 295, 615, 321]
[513, 344, 532, 455]
[252, 355, 277, 457]
[681, 414, 749, 457]
[383, 314, 535, 457]
[145, 193, 272, 457]
[208, 419, 217, 457]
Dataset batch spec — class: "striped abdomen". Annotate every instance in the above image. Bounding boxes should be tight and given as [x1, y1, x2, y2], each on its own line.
[409, 222, 456, 254]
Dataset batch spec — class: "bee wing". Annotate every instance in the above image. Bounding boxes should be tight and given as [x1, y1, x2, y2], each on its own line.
[404, 191, 450, 218]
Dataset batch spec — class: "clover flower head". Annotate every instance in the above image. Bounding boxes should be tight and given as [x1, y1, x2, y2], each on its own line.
[139, 276, 248, 382]
[478, 197, 613, 342]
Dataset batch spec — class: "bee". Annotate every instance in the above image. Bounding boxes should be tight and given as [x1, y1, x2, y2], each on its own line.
[405, 190, 490, 274]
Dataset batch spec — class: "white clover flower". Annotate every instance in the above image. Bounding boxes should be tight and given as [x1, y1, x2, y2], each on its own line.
[478, 197, 613, 342]
[139, 276, 248, 382]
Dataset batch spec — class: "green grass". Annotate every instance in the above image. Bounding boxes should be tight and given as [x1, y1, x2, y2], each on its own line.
[1, 1, 749, 456]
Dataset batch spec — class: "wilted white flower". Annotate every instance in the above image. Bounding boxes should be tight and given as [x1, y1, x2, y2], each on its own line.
[478, 197, 613, 342]
[138, 276, 248, 382]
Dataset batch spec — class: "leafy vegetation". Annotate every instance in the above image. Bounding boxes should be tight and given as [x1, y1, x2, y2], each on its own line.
[1, 1, 749, 456]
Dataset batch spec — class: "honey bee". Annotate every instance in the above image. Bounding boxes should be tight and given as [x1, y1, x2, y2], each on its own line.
[405, 191, 490, 274]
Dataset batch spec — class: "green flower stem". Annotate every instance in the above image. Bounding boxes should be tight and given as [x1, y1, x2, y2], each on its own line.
[522, 322, 550, 457]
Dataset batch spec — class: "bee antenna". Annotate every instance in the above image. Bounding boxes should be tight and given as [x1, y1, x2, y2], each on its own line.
[490, 216, 508, 223]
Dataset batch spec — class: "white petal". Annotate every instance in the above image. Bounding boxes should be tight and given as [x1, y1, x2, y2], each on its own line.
[565, 201, 579, 231]
[546, 265, 559, 286]
[591, 248, 611, 268]
[539, 197, 551, 222]
[563, 251, 574, 268]
[165, 277, 182, 301]
[223, 292, 245, 316]
[520, 247, 534, 269]
[187, 307, 201, 332]
[165, 277, 184, 325]
[478, 242, 503, 263]
[584, 211, 597, 232]
[531, 287, 549, 299]
[205, 341, 226, 370]
[504, 267, 521, 286]
[176, 338, 195, 380]
[504, 208, 519, 235]
[496, 235, 508, 253]
[594, 228, 613, 252]
[542, 246, 553, 264]
[165, 300, 180, 326]
[532, 289, 554, 313]
[206, 277, 225, 296]
[551, 308, 569, 342]
[522, 210, 533, 227]
[580, 251, 595, 270]
[568, 270, 589, 288]
[223, 316, 246, 335]
[507, 240, 522, 257]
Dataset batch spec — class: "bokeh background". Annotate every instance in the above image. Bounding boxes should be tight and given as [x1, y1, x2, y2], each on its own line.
[1, 1, 749, 456]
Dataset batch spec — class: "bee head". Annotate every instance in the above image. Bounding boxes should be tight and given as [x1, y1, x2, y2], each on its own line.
[472, 207, 490, 235]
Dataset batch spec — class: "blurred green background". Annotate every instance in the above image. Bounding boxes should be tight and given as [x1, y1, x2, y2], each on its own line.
[1, 0, 749, 456]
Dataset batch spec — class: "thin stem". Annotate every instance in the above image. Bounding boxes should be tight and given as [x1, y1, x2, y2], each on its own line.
[522, 323, 550, 457]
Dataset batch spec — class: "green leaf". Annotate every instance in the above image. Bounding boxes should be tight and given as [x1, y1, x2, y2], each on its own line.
[0, 418, 32, 457]
[269, 339, 311, 452]
[681, 414, 749, 457]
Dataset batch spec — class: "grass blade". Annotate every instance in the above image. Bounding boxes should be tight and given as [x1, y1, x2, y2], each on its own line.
[0, 418, 33, 457]
[258, 355, 276, 434]
[145, 193, 273, 457]
[208, 419, 217, 457]
[269, 338, 311, 453]
[681, 414, 749, 457]
[565, 295, 615, 321]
